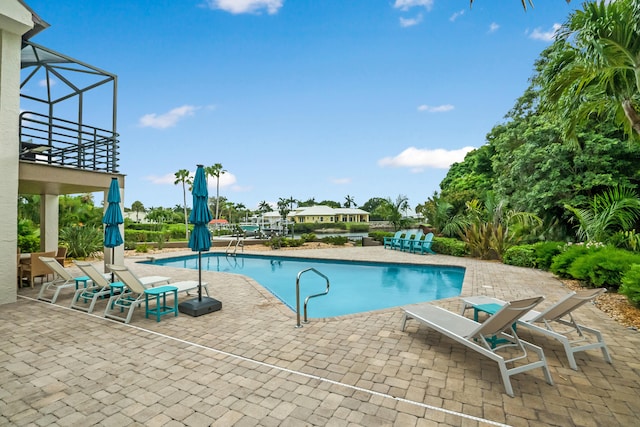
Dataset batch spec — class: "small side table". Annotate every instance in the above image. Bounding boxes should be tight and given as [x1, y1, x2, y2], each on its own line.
[74, 276, 91, 290]
[460, 296, 513, 348]
[144, 285, 178, 322]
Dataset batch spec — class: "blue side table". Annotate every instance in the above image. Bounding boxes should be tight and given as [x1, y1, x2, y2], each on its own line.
[144, 285, 178, 322]
[74, 276, 91, 290]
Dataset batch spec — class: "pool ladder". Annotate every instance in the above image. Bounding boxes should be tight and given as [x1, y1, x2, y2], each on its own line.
[225, 237, 244, 256]
[295, 268, 330, 328]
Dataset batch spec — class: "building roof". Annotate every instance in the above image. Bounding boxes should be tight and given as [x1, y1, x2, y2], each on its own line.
[289, 205, 369, 217]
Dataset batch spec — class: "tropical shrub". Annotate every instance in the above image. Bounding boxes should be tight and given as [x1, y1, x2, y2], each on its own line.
[550, 243, 602, 278]
[369, 231, 393, 243]
[300, 233, 317, 242]
[348, 223, 369, 232]
[60, 225, 103, 258]
[135, 244, 149, 253]
[533, 241, 566, 271]
[431, 237, 468, 257]
[620, 265, 640, 307]
[568, 247, 640, 289]
[17, 219, 39, 253]
[503, 245, 537, 268]
[321, 236, 348, 246]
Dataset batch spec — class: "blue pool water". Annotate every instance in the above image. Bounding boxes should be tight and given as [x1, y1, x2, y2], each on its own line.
[145, 254, 465, 318]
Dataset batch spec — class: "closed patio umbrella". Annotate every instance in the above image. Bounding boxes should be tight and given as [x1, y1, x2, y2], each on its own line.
[103, 177, 123, 281]
[179, 165, 222, 316]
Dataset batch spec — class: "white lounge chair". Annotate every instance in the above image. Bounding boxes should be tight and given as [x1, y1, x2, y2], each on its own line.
[37, 256, 85, 303]
[70, 261, 123, 313]
[461, 289, 612, 370]
[106, 264, 207, 323]
[71, 261, 169, 314]
[402, 296, 553, 397]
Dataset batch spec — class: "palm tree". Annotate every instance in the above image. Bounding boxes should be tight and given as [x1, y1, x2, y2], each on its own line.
[344, 195, 356, 208]
[235, 203, 247, 222]
[258, 200, 272, 213]
[205, 163, 226, 220]
[285, 196, 298, 211]
[540, 0, 640, 142]
[174, 169, 192, 239]
[375, 195, 410, 231]
[564, 186, 640, 243]
[131, 200, 145, 222]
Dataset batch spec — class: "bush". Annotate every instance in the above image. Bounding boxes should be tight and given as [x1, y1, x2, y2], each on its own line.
[300, 233, 317, 242]
[533, 241, 566, 271]
[568, 246, 640, 289]
[135, 243, 149, 253]
[550, 244, 600, 278]
[60, 225, 103, 258]
[17, 219, 40, 253]
[620, 264, 640, 306]
[503, 245, 537, 268]
[431, 237, 467, 257]
[347, 223, 369, 232]
[368, 231, 392, 243]
[321, 236, 348, 246]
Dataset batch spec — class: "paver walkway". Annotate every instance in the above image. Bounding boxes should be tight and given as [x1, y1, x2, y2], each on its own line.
[3, 247, 639, 426]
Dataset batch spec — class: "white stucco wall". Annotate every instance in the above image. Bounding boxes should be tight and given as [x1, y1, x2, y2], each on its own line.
[0, 1, 33, 305]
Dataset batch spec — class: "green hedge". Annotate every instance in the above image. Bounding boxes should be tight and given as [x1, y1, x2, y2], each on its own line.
[503, 244, 537, 268]
[621, 265, 640, 307]
[431, 237, 467, 257]
[567, 246, 640, 290]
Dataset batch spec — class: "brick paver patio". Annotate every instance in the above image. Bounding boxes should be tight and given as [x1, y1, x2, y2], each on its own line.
[3, 246, 639, 426]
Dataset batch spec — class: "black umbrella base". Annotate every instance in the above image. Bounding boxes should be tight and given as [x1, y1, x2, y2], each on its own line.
[178, 297, 222, 317]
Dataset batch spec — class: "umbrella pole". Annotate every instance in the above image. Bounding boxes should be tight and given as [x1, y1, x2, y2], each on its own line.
[198, 251, 203, 302]
[111, 247, 115, 282]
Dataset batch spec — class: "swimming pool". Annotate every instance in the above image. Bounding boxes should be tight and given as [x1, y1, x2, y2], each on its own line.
[145, 254, 465, 318]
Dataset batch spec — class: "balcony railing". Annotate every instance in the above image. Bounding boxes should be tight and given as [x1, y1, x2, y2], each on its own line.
[19, 112, 119, 173]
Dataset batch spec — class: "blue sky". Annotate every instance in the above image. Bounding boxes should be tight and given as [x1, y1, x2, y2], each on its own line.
[23, 0, 582, 212]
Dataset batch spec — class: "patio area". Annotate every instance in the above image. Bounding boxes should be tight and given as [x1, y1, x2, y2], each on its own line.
[3, 246, 640, 426]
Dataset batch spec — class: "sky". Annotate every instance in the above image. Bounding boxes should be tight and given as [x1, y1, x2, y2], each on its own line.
[22, 0, 583, 212]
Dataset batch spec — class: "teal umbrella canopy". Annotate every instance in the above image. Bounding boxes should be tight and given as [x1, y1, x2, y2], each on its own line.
[103, 177, 123, 248]
[188, 165, 212, 252]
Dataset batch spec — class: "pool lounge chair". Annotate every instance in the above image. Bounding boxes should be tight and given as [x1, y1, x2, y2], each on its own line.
[37, 256, 84, 303]
[106, 264, 209, 323]
[402, 296, 553, 397]
[70, 261, 124, 313]
[460, 289, 612, 370]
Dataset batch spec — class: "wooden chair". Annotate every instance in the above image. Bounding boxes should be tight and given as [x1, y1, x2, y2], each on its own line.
[20, 251, 56, 288]
[55, 247, 68, 266]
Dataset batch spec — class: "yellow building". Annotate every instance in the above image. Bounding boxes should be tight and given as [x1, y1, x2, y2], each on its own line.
[289, 206, 370, 224]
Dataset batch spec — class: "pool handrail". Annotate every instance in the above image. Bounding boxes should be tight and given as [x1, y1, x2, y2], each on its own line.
[295, 267, 330, 328]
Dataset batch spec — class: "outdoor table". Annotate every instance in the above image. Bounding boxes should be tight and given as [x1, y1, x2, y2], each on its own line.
[459, 295, 513, 348]
[144, 285, 178, 322]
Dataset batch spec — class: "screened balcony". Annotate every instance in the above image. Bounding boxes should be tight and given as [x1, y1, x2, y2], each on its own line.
[19, 41, 119, 173]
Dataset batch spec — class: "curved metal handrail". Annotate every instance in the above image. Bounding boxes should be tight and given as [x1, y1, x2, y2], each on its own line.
[295, 268, 330, 328]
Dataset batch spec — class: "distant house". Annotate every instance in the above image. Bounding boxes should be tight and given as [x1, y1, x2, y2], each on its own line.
[289, 206, 370, 224]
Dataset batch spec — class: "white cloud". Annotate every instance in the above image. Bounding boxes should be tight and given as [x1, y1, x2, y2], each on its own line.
[205, 0, 283, 14]
[489, 22, 499, 33]
[417, 104, 454, 113]
[528, 23, 561, 42]
[207, 171, 237, 189]
[38, 78, 56, 87]
[144, 173, 176, 185]
[393, 0, 434, 11]
[399, 14, 423, 28]
[378, 146, 476, 171]
[331, 177, 352, 185]
[138, 105, 198, 129]
[450, 10, 464, 22]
